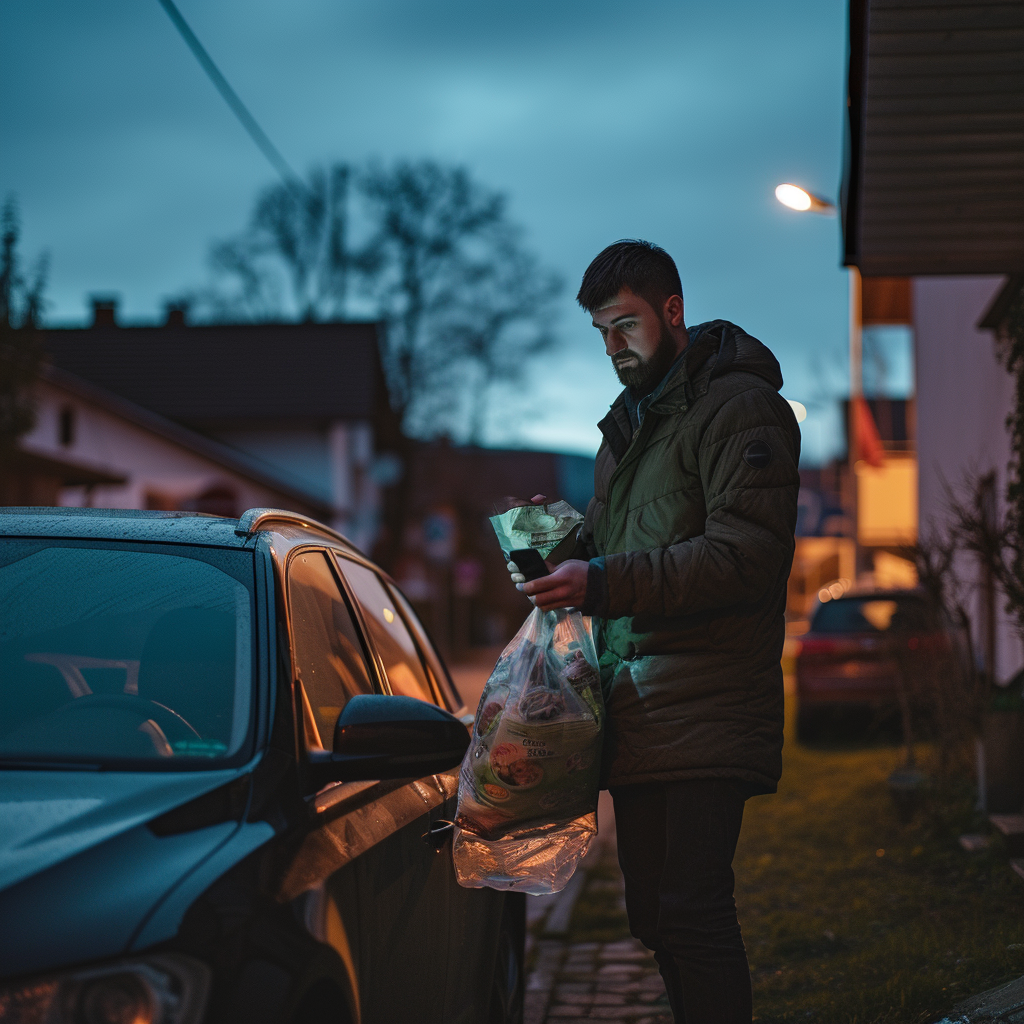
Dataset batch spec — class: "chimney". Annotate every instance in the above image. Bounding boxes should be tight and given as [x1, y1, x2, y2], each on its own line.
[164, 300, 189, 328]
[90, 296, 118, 328]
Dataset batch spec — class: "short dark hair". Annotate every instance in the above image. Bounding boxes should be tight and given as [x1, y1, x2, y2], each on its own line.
[576, 239, 682, 315]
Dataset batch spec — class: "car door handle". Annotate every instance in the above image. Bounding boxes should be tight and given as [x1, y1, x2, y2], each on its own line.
[422, 819, 455, 851]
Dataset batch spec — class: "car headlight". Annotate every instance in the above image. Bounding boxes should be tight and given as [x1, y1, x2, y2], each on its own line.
[0, 953, 210, 1024]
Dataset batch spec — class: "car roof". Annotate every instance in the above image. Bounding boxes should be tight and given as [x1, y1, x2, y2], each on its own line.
[0, 506, 356, 552]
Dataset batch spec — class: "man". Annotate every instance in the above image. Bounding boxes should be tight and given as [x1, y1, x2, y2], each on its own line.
[513, 240, 800, 1024]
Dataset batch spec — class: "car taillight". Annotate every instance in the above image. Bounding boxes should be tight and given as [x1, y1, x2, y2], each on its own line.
[799, 636, 879, 656]
[799, 638, 842, 655]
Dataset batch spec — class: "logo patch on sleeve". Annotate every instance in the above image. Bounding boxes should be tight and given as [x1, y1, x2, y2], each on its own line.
[743, 439, 774, 469]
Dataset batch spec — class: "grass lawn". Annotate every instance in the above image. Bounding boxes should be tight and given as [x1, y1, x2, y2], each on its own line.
[558, 698, 1024, 1022]
[736, 706, 1024, 1023]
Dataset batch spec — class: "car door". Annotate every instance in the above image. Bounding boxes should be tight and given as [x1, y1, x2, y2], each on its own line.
[323, 552, 455, 1024]
[279, 549, 450, 1024]
[336, 555, 507, 1023]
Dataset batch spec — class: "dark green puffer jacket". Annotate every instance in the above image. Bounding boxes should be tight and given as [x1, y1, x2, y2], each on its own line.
[575, 320, 800, 793]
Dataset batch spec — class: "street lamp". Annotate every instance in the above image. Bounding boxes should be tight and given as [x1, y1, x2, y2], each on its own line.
[775, 183, 836, 215]
[773, 182, 858, 405]
[775, 180, 864, 576]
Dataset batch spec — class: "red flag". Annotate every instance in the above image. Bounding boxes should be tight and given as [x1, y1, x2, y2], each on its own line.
[853, 395, 885, 468]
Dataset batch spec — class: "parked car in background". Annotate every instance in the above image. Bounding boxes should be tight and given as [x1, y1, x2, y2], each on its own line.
[794, 587, 946, 742]
[0, 507, 524, 1024]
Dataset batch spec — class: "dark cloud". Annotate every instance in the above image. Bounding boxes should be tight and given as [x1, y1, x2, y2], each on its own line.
[1, 0, 850, 459]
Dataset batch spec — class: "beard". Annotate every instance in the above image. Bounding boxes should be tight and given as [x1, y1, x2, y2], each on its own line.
[611, 321, 679, 397]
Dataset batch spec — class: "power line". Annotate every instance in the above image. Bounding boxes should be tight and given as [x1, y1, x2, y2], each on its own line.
[156, 0, 305, 196]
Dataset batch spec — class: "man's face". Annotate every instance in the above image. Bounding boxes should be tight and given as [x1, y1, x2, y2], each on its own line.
[591, 288, 680, 395]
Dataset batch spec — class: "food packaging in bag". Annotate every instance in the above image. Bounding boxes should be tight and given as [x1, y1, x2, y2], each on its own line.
[453, 503, 604, 894]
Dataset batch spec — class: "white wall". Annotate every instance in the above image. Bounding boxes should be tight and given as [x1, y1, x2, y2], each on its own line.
[19, 380, 308, 515]
[214, 427, 331, 502]
[914, 276, 1022, 681]
[328, 420, 379, 552]
[214, 422, 381, 552]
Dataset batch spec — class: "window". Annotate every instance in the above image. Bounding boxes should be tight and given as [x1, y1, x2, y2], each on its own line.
[288, 551, 374, 747]
[389, 584, 462, 711]
[58, 406, 75, 447]
[335, 556, 435, 704]
[0, 542, 254, 767]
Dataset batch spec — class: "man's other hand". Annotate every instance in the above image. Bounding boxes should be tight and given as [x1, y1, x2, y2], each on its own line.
[521, 559, 589, 611]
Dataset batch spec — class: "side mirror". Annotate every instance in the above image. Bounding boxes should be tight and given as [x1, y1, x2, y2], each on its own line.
[309, 694, 470, 785]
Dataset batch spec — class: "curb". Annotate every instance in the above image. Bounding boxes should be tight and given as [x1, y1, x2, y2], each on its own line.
[933, 974, 1024, 1023]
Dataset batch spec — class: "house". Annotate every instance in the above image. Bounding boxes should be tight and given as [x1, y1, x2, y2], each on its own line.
[42, 299, 402, 553]
[789, 394, 917, 627]
[843, 0, 1024, 685]
[33, 299, 596, 656]
[6, 363, 328, 518]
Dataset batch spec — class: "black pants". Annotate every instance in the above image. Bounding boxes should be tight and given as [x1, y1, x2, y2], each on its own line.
[609, 779, 753, 1024]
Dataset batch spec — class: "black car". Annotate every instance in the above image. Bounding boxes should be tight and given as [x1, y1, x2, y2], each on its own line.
[0, 507, 523, 1024]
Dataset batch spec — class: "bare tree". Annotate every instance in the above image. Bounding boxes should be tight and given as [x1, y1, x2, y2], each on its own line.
[0, 197, 46, 459]
[201, 164, 353, 322]
[442, 234, 561, 442]
[947, 471, 1024, 651]
[357, 160, 560, 435]
[898, 519, 986, 778]
[195, 160, 561, 438]
[992, 284, 1024, 639]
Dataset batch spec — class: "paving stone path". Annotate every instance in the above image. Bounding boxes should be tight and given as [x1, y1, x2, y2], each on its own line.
[526, 935, 673, 1023]
[523, 799, 673, 1024]
[452, 664, 673, 1022]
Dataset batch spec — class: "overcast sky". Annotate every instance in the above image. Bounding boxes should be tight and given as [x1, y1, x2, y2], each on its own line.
[2, 0, 856, 462]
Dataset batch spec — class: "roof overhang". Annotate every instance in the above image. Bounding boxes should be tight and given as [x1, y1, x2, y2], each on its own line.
[9, 444, 127, 486]
[843, 0, 1024, 276]
[38, 366, 332, 516]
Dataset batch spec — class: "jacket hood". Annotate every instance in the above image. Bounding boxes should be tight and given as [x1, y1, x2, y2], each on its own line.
[682, 320, 784, 394]
[603, 320, 784, 431]
[597, 320, 785, 465]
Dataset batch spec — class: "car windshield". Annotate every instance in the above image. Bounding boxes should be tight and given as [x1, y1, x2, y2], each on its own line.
[0, 541, 255, 768]
[812, 595, 934, 634]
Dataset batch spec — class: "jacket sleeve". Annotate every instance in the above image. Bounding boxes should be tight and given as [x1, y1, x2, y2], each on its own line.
[593, 389, 800, 619]
[563, 440, 608, 562]
[566, 495, 601, 561]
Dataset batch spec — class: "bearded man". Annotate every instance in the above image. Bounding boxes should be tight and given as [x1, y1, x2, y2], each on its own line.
[514, 240, 800, 1024]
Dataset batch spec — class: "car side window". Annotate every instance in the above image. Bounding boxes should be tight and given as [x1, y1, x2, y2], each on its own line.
[334, 555, 436, 704]
[388, 583, 463, 712]
[287, 551, 375, 747]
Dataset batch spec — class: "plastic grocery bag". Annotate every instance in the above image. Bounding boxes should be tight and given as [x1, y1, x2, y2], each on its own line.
[453, 608, 603, 894]
[453, 499, 603, 894]
[453, 500, 603, 895]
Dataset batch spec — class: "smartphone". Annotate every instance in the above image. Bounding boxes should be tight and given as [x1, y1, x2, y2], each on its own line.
[509, 548, 550, 582]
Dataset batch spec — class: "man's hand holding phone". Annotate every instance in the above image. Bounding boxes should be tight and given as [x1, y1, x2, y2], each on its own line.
[499, 493, 588, 609]
[521, 559, 590, 611]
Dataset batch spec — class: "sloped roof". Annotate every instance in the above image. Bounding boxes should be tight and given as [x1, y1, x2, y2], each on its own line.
[10, 445, 126, 487]
[44, 321, 383, 425]
[844, 0, 1024, 275]
[40, 365, 330, 514]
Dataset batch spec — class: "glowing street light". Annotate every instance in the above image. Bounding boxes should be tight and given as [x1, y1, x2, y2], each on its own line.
[786, 399, 808, 423]
[775, 183, 835, 215]
[774, 176, 865, 574]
